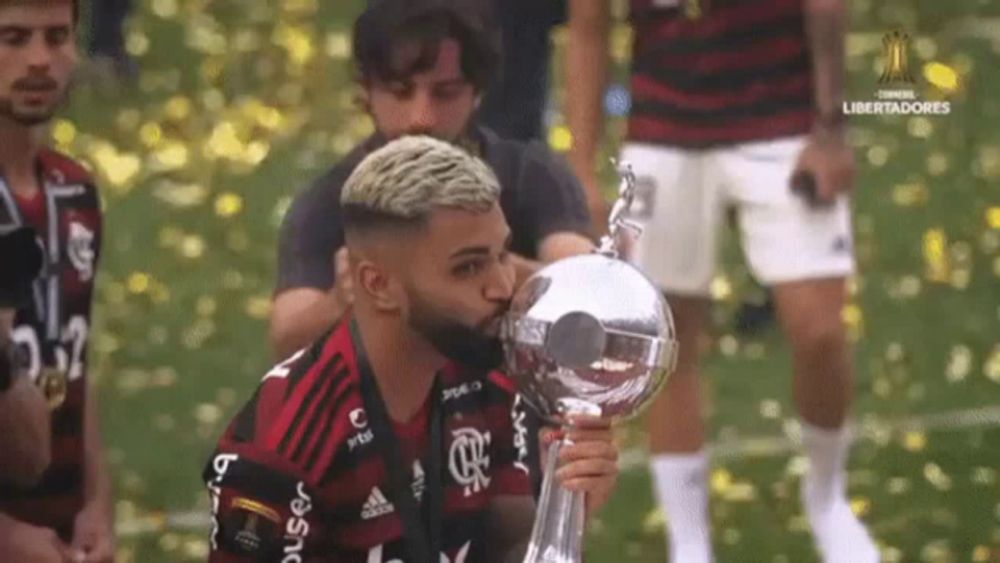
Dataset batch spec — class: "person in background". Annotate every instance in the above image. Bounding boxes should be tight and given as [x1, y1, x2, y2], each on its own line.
[564, 0, 877, 561]
[0, 1, 115, 561]
[86, 0, 134, 80]
[477, 0, 565, 143]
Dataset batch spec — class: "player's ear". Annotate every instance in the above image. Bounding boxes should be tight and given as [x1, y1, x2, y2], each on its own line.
[356, 260, 403, 313]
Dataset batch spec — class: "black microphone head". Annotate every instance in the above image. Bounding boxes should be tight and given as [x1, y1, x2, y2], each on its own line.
[0, 226, 43, 307]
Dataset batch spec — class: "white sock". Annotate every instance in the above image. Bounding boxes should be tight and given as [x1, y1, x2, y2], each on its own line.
[800, 422, 879, 563]
[800, 422, 851, 510]
[650, 451, 713, 563]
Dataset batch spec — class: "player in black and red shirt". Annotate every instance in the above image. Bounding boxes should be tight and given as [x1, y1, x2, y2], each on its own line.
[0, 1, 115, 562]
[565, 1, 876, 562]
[205, 136, 620, 563]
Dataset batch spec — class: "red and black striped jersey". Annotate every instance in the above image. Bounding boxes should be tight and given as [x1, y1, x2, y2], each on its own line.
[204, 318, 532, 562]
[0, 149, 102, 539]
[627, 0, 814, 148]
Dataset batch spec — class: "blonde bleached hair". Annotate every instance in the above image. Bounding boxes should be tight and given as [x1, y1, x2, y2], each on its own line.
[341, 135, 500, 229]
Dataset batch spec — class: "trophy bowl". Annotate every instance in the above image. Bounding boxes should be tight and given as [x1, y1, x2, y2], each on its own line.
[501, 252, 677, 424]
[499, 160, 678, 563]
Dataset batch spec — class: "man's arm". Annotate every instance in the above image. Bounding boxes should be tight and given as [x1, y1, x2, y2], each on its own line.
[270, 246, 353, 359]
[510, 233, 595, 286]
[0, 378, 51, 488]
[270, 180, 349, 359]
[205, 448, 326, 562]
[70, 382, 116, 562]
[804, 0, 847, 127]
[0, 309, 50, 488]
[566, 0, 612, 231]
[795, 0, 855, 201]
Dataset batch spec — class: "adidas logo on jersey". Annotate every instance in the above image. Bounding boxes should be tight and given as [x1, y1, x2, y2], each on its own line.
[361, 487, 394, 520]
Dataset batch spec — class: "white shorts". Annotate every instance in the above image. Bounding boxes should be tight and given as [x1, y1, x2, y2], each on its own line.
[621, 137, 855, 296]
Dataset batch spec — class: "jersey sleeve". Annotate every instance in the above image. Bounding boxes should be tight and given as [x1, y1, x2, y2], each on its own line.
[517, 144, 593, 244]
[486, 373, 534, 497]
[203, 442, 328, 562]
[275, 175, 346, 294]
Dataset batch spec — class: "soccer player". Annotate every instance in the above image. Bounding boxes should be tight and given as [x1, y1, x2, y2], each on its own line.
[0, 1, 115, 561]
[270, 0, 594, 361]
[205, 136, 619, 562]
[565, 1, 877, 561]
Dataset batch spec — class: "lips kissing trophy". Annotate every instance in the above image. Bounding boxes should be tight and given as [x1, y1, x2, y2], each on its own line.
[501, 161, 679, 563]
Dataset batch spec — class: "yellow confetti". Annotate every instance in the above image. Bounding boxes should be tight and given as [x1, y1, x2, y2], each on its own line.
[850, 496, 871, 517]
[138, 122, 162, 148]
[709, 276, 732, 301]
[923, 62, 960, 93]
[150, 0, 178, 19]
[986, 207, 1000, 230]
[907, 117, 934, 139]
[126, 272, 151, 295]
[984, 345, 1000, 383]
[151, 141, 190, 170]
[245, 296, 272, 320]
[195, 296, 217, 317]
[711, 469, 733, 493]
[273, 23, 315, 68]
[892, 183, 929, 207]
[214, 193, 244, 218]
[903, 431, 927, 452]
[548, 126, 573, 153]
[52, 119, 76, 146]
[945, 345, 973, 383]
[922, 229, 950, 283]
[164, 96, 192, 121]
[179, 235, 206, 259]
[325, 32, 351, 59]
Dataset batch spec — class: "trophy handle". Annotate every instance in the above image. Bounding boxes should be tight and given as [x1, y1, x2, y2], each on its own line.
[522, 436, 586, 563]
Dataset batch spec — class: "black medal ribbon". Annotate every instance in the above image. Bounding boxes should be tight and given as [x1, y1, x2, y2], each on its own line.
[0, 172, 63, 384]
[351, 318, 444, 563]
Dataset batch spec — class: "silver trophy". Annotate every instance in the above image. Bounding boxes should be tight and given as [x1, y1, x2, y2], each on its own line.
[501, 161, 679, 563]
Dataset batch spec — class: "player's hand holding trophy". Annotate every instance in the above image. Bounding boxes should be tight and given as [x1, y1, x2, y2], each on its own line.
[501, 162, 680, 563]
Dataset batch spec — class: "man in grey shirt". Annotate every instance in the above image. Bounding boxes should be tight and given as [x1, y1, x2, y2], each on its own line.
[271, 0, 595, 360]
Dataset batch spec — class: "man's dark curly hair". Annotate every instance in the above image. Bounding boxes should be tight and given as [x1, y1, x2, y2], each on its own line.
[352, 0, 501, 92]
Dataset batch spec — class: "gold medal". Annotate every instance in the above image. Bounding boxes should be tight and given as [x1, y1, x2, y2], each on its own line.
[38, 367, 68, 409]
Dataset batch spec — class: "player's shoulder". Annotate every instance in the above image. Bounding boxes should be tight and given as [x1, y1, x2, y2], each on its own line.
[37, 148, 96, 188]
[296, 137, 379, 208]
[217, 320, 361, 477]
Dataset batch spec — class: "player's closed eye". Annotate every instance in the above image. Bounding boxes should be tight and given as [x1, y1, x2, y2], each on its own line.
[0, 28, 30, 47]
[387, 81, 414, 100]
[45, 27, 70, 47]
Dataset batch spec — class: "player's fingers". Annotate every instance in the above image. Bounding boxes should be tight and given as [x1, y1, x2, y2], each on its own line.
[559, 440, 617, 463]
[564, 427, 614, 445]
[559, 475, 617, 498]
[555, 458, 619, 482]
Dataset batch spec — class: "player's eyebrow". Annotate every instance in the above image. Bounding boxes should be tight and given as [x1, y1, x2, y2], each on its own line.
[448, 232, 513, 260]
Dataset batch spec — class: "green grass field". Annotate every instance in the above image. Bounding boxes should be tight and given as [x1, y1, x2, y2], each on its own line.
[55, 0, 1000, 561]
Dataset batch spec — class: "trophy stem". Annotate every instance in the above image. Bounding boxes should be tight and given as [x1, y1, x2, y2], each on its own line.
[522, 436, 586, 563]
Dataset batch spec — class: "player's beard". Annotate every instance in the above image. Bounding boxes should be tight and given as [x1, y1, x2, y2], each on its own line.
[408, 294, 506, 372]
[0, 75, 65, 127]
